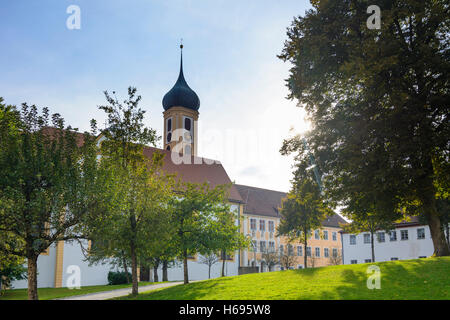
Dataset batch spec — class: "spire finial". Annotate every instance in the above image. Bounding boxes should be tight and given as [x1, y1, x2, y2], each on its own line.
[180, 38, 183, 50]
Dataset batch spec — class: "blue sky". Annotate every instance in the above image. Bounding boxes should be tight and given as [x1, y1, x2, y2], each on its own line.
[0, 0, 312, 192]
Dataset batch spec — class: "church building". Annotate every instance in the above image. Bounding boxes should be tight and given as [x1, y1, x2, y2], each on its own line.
[11, 46, 345, 289]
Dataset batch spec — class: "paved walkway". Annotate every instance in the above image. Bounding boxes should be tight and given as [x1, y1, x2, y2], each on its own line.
[57, 281, 183, 300]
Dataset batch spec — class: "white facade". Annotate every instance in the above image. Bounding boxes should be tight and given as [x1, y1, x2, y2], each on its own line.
[11, 205, 241, 289]
[342, 224, 435, 264]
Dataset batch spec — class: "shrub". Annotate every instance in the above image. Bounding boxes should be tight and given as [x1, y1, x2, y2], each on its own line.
[107, 271, 131, 285]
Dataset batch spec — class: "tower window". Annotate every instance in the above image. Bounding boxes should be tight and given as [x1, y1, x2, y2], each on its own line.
[166, 145, 170, 151]
[167, 132, 172, 143]
[167, 118, 172, 132]
[184, 117, 191, 131]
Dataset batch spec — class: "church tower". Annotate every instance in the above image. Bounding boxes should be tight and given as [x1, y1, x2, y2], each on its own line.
[162, 44, 200, 157]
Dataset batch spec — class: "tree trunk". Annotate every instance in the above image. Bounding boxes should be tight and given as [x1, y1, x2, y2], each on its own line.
[183, 250, 189, 284]
[426, 206, 450, 256]
[130, 244, 138, 296]
[153, 265, 159, 282]
[208, 265, 211, 279]
[304, 238, 308, 269]
[27, 255, 39, 300]
[162, 260, 168, 282]
[122, 256, 130, 284]
[221, 251, 226, 277]
[371, 231, 375, 262]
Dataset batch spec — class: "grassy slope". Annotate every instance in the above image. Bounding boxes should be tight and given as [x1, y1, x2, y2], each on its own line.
[0, 281, 164, 300]
[119, 257, 450, 300]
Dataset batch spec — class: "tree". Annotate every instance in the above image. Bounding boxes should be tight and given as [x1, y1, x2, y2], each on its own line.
[84, 87, 171, 296]
[0, 99, 100, 300]
[209, 207, 249, 277]
[260, 248, 279, 272]
[279, 0, 450, 256]
[277, 175, 333, 268]
[198, 253, 219, 279]
[328, 249, 342, 266]
[168, 182, 234, 284]
[279, 244, 298, 270]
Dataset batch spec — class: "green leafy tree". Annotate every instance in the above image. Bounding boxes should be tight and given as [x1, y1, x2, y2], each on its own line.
[0, 99, 100, 300]
[168, 182, 234, 284]
[209, 207, 250, 277]
[279, 0, 450, 255]
[277, 176, 333, 268]
[85, 87, 171, 296]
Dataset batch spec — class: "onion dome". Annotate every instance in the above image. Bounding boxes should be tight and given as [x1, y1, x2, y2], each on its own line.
[162, 44, 200, 111]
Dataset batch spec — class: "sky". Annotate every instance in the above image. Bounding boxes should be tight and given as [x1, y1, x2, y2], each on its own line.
[0, 0, 313, 192]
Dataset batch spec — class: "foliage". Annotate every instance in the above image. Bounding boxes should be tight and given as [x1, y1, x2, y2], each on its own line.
[84, 87, 171, 296]
[279, 0, 450, 255]
[107, 271, 132, 285]
[0, 98, 100, 299]
[277, 175, 333, 268]
[167, 182, 243, 284]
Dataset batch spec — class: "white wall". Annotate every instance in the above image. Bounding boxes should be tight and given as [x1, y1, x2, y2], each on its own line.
[61, 240, 116, 287]
[342, 225, 435, 264]
[11, 244, 57, 289]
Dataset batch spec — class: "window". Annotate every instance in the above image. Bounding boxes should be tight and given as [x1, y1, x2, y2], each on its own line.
[350, 235, 356, 245]
[297, 265, 303, 269]
[259, 220, 265, 231]
[332, 232, 337, 241]
[391, 257, 398, 261]
[364, 259, 372, 263]
[401, 230, 408, 240]
[323, 230, 328, 240]
[250, 218, 256, 231]
[268, 221, 274, 232]
[314, 229, 319, 240]
[297, 246, 303, 256]
[364, 233, 371, 244]
[280, 245, 284, 255]
[324, 248, 329, 258]
[377, 232, 385, 243]
[252, 240, 257, 252]
[350, 260, 358, 264]
[417, 228, 425, 240]
[306, 246, 311, 257]
[389, 231, 397, 241]
[268, 241, 275, 252]
[259, 241, 266, 252]
[332, 248, 338, 258]
[166, 117, 173, 143]
[184, 117, 191, 131]
[288, 244, 294, 256]
[315, 247, 320, 257]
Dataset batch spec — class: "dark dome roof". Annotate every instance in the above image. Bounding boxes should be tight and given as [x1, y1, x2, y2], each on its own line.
[162, 51, 200, 111]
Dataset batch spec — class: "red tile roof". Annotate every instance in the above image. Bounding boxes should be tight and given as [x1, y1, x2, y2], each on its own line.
[143, 146, 243, 203]
[235, 184, 346, 228]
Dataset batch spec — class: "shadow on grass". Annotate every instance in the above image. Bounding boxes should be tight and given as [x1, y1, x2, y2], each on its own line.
[317, 258, 449, 300]
[136, 278, 235, 300]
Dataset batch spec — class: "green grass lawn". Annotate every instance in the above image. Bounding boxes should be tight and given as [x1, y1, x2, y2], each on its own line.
[0, 281, 165, 300]
[118, 257, 450, 300]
